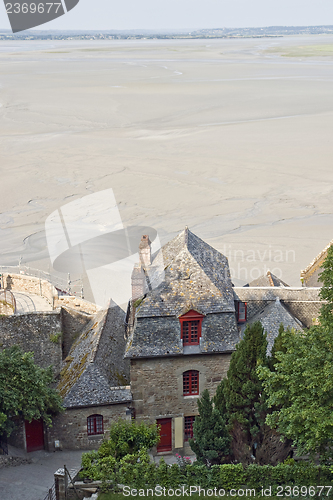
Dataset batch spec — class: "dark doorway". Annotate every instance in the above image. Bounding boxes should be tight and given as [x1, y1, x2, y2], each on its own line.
[25, 419, 44, 453]
[157, 418, 172, 452]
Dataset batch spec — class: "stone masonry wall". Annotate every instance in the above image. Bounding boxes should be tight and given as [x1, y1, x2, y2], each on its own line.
[0, 312, 63, 375]
[47, 404, 130, 450]
[131, 353, 231, 421]
[303, 267, 322, 287]
[55, 296, 100, 315]
[2, 273, 57, 307]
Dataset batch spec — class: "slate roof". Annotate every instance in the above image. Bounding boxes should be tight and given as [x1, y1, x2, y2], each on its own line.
[58, 303, 131, 408]
[137, 228, 235, 318]
[125, 228, 239, 358]
[234, 287, 322, 329]
[240, 297, 304, 355]
[247, 271, 289, 288]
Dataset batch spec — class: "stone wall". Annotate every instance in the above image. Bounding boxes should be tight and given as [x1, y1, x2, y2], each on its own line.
[131, 353, 231, 453]
[7, 419, 26, 450]
[2, 273, 58, 307]
[303, 267, 322, 287]
[0, 312, 63, 375]
[55, 296, 100, 315]
[47, 404, 130, 451]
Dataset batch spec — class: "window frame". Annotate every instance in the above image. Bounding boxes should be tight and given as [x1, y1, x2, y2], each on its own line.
[237, 302, 247, 323]
[87, 414, 104, 436]
[184, 415, 196, 441]
[183, 370, 199, 396]
[179, 310, 204, 346]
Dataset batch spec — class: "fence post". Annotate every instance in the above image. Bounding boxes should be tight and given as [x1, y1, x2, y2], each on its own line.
[54, 468, 66, 500]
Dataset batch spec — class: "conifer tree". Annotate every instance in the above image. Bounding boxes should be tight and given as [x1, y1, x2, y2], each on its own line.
[222, 321, 268, 463]
[189, 389, 231, 465]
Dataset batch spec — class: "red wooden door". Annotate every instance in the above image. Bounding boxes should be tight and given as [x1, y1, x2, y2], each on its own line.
[25, 419, 44, 453]
[157, 418, 172, 452]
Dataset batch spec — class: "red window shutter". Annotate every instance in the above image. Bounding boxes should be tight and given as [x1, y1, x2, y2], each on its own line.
[237, 302, 247, 323]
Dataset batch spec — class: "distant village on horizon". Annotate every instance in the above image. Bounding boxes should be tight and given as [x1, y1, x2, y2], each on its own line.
[1, 25, 333, 41]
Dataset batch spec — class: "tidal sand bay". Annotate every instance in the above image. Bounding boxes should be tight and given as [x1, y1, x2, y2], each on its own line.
[1, 36, 333, 285]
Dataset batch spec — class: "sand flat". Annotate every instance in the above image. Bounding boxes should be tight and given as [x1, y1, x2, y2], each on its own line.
[1, 36, 333, 287]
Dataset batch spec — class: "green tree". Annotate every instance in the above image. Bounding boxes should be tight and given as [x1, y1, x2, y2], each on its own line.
[189, 389, 231, 465]
[222, 321, 268, 463]
[97, 419, 159, 461]
[319, 244, 333, 326]
[80, 419, 160, 484]
[258, 246, 333, 461]
[0, 346, 64, 436]
[258, 326, 333, 461]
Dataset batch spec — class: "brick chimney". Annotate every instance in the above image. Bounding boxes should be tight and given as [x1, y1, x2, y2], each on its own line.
[139, 235, 151, 268]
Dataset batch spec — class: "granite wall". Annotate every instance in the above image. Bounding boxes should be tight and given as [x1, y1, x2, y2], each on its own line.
[0, 311, 62, 375]
[47, 404, 130, 450]
[131, 353, 231, 453]
[1, 273, 57, 307]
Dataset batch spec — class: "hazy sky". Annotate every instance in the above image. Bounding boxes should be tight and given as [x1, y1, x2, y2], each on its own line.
[0, 0, 333, 31]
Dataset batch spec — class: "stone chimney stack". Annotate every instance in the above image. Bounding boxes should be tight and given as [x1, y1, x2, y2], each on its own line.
[131, 263, 146, 301]
[139, 235, 151, 268]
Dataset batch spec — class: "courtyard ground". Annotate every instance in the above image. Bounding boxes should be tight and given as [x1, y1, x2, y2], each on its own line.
[0, 445, 83, 500]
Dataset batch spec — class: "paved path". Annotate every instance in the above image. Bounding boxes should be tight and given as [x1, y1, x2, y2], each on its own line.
[13, 292, 53, 313]
[0, 448, 83, 500]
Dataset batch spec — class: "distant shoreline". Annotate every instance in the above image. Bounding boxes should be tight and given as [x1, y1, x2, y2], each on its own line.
[1, 25, 333, 41]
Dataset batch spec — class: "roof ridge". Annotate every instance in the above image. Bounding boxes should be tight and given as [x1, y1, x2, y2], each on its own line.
[92, 303, 111, 363]
[184, 226, 189, 247]
[267, 271, 274, 287]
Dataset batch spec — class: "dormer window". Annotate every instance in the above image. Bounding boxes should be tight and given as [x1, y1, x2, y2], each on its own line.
[237, 302, 247, 323]
[179, 310, 204, 346]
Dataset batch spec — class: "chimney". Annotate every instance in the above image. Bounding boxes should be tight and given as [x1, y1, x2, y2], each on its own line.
[131, 263, 146, 301]
[139, 235, 151, 268]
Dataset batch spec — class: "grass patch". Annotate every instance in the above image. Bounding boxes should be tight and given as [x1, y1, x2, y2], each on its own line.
[266, 44, 333, 58]
[49, 332, 62, 344]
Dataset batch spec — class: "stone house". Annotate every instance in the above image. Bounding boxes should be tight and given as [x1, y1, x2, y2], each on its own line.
[0, 234, 325, 453]
[125, 229, 321, 456]
[2, 291, 132, 452]
[47, 301, 132, 451]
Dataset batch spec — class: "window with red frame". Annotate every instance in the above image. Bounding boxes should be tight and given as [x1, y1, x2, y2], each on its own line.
[179, 310, 204, 346]
[237, 302, 247, 323]
[183, 370, 199, 396]
[87, 414, 103, 436]
[184, 416, 196, 441]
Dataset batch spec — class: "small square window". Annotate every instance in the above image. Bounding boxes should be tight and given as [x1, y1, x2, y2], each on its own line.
[87, 414, 103, 436]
